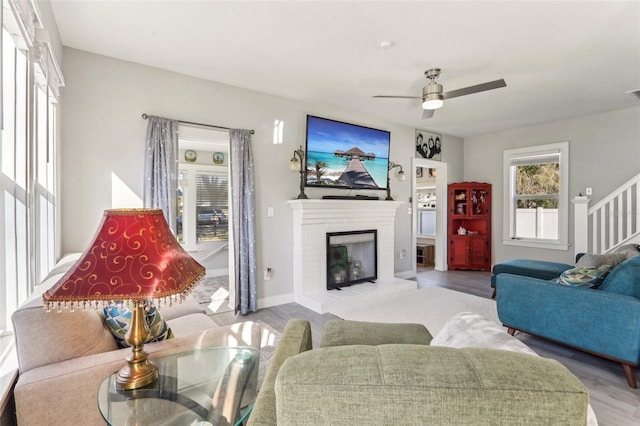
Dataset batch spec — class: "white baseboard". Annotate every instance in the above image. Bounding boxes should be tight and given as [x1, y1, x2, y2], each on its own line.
[257, 292, 295, 309]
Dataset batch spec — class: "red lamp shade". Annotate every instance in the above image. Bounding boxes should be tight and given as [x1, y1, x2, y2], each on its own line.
[44, 208, 205, 310]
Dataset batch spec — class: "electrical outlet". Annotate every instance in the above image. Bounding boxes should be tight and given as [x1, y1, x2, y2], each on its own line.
[399, 249, 406, 259]
[586, 187, 592, 196]
[264, 268, 272, 280]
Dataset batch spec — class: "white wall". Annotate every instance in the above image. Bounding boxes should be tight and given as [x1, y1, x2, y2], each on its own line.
[59, 48, 463, 305]
[464, 106, 640, 265]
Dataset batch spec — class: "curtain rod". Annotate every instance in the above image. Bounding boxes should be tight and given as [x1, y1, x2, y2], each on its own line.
[141, 113, 254, 134]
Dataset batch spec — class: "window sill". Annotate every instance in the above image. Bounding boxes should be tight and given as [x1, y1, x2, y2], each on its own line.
[503, 238, 569, 251]
[0, 334, 18, 418]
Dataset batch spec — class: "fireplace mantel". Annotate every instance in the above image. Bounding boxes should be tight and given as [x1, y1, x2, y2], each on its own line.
[288, 198, 403, 219]
[288, 199, 416, 313]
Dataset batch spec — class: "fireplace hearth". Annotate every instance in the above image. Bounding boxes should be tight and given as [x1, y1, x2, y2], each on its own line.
[326, 230, 377, 290]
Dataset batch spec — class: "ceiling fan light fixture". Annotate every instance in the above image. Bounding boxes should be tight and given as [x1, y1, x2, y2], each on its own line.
[422, 93, 444, 110]
[422, 82, 444, 110]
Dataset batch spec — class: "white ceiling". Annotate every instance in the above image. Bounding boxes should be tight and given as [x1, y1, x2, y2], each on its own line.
[49, 0, 640, 138]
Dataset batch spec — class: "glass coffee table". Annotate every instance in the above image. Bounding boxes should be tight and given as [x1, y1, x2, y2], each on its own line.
[98, 346, 260, 426]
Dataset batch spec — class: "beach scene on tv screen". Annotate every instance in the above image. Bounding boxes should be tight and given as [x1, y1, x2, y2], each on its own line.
[305, 116, 390, 189]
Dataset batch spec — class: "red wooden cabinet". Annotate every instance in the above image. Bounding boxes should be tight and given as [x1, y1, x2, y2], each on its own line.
[448, 182, 491, 271]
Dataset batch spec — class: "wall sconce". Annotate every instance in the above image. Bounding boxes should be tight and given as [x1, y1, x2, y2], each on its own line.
[289, 145, 308, 199]
[386, 161, 405, 201]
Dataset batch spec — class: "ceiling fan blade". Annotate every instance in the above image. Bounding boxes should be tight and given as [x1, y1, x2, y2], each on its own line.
[422, 109, 435, 119]
[372, 95, 422, 99]
[443, 79, 506, 100]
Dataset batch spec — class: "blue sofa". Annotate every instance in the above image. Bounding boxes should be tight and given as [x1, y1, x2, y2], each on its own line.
[495, 255, 640, 388]
[490, 258, 574, 298]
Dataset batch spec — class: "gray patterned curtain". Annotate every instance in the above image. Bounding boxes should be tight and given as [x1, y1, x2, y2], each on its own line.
[143, 115, 179, 232]
[229, 129, 257, 314]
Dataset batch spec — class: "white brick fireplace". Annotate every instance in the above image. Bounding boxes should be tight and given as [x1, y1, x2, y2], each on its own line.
[288, 199, 416, 313]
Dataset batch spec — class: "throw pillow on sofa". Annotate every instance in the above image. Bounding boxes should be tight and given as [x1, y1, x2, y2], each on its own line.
[557, 264, 613, 288]
[430, 312, 538, 355]
[575, 252, 627, 269]
[104, 301, 174, 348]
[613, 243, 640, 259]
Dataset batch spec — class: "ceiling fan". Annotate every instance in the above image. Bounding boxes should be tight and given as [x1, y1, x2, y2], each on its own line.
[373, 68, 506, 119]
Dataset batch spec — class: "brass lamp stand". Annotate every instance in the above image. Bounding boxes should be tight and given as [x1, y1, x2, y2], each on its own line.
[115, 301, 158, 390]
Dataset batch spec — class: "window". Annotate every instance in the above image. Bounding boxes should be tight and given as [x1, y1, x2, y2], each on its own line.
[175, 126, 230, 251]
[503, 142, 569, 250]
[1, 26, 31, 334]
[1, 2, 63, 334]
[195, 173, 229, 243]
[34, 84, 58, 283]
[178, 169, 230, 248]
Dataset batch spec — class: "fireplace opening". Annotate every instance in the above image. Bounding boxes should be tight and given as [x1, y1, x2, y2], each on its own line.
[326, 230, 377, 290]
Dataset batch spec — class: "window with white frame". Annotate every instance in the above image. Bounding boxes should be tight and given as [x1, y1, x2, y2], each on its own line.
[1, 26, 30, 334]
[34, 83, 58, 283]
[177, 168, 230, 248]
[195, 172, 229, 242]
[503, 142, 569, 250]
[1, 1, 63, 335]
[175, 126, 230, 251]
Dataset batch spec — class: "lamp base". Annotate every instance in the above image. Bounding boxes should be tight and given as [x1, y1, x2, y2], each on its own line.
[116, 352, 158, 390]
[115, 301, 159, 390]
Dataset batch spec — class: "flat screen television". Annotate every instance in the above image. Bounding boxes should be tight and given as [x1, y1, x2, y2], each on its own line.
[304, 115, 390, 190]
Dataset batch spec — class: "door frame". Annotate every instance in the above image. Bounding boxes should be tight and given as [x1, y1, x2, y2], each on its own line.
[411, 158, 448, 273]
[177, 125, 234, 308]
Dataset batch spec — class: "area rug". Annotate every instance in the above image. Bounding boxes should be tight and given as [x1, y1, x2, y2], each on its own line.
[329, 287, 499, 335]
[191, 276, 233, 314]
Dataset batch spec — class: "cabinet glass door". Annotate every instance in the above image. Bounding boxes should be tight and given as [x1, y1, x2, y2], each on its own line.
[453, 189, 467, 216]
[470, 188, 488, 216]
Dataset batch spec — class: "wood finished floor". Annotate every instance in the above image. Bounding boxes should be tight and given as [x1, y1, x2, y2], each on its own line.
[210, 267, 640, 425]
